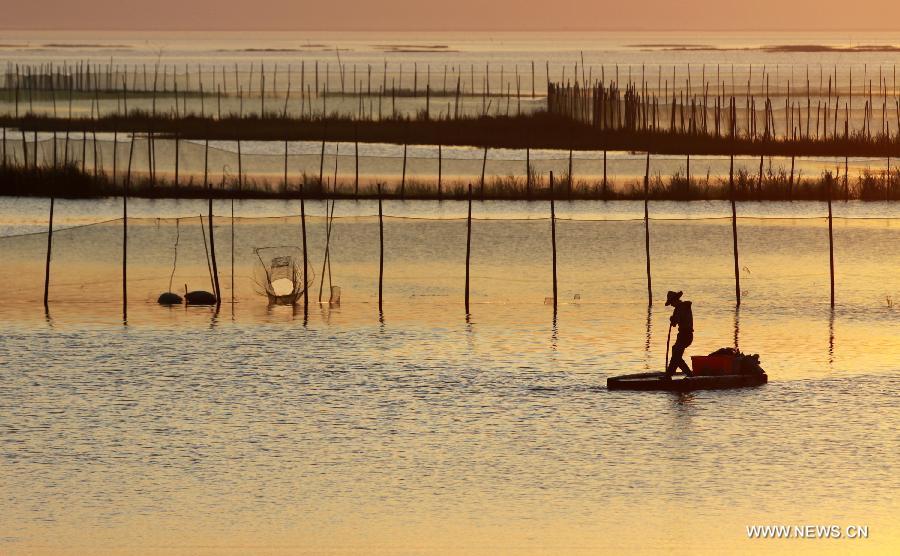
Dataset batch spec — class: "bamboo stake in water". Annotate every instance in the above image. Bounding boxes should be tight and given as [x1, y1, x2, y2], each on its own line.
[603, 150, 608, 196]
[43, 197, 54, 310]
[199, 214, 215, 294]
[123, 135, 134, 320]
[828, 173, 835, 307]
[300, 182, 309, 313]
[354, 124, 359, 196]
[378, 182, 384, 313]
[525, 147, 531, 196]
[480, 146, 488, 199]
[284, 140, 289, 189]
[319, 128, 326, 189]
[789, 156, 795, 199]
[643, 151, 652, 306]
[465, 182, 472, 314]
[203, 138, 209, 191]
[401, 143, 407, 197]
[437, 142, 443, 198]
[231, 198, 235, 308]
[318, 199, 336, 303]
[208, 195, 221, 306]
[550, 171, 558, 313]
[730, 154, 741, 306]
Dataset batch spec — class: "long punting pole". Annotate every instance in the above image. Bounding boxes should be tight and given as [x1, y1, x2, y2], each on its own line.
[730, 154, 741, 306]
[550, 171, 558, 312]
[43, 197, 54, 310]
[643, 151, 652, 306]
[378, 183, 384, 313]
[465, 182, 472, 314]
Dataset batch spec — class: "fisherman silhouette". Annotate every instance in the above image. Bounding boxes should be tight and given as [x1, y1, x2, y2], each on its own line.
[665, 290, 693, 377]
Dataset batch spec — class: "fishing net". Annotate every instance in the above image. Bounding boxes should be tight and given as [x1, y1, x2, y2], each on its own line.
[252, 246, 315, 305]
[2, 197, 900, 325]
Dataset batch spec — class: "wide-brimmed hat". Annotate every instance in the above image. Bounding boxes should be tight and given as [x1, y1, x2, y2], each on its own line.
[665, 290, 683, 306]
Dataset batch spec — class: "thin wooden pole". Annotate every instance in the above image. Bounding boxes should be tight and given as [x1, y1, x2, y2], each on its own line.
[730, 155, 741, 306]
[480, 146, 488, 199]
[844, 156, 849, 200]
[237, 138, 243, 190]
[199, 214, 215, 294]
[526, 147, 531, 196]
[231, 198, 235, 307]
[378, 182, 384, 313]
[401, 143, 407, 197]
[644, 151, 652, 306]
[465, 182, 472, 314]
[319, 131, 326, 189]
[208, 196, 221, 306]
[437, 143, 443, 198]
[318, 200, 336, 303]
[789, 156, 795, 200]
[123, 135, 134, 320]
[300, 182, 309, 313]
[199, 134, 208, 191]
[603, 150, 608, 196]
[550, 171, 558, 312]
[283, 140, 289, 190]
[43, 197, 54, 310]
[354, 124, 360, 196]
[828, 174, 835, 307]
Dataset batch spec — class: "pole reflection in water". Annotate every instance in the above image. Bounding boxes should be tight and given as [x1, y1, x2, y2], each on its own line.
[828, 308, 835, 367]
[550, 311, 558, 351]
[644, 304, 653, 370]
[320, 304, 333, 326]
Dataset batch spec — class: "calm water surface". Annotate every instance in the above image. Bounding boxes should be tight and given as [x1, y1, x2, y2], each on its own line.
[0, 197, 898, 554]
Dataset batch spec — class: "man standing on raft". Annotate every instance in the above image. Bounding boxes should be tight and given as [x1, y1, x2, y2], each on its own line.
[665, 290, 693, 378]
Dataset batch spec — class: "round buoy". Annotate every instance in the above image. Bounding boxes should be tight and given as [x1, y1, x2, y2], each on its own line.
[157, 292, 184, 305]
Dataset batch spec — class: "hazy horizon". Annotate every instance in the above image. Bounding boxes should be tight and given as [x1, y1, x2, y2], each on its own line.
[4, 0, 900, 32]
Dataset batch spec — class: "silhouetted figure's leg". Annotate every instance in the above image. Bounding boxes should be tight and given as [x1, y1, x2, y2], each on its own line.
[667, 333, 693, 376]
[666, 342, 685, 375]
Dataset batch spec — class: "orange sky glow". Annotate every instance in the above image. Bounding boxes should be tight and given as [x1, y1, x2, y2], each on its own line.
[4, 0, 900, 31]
